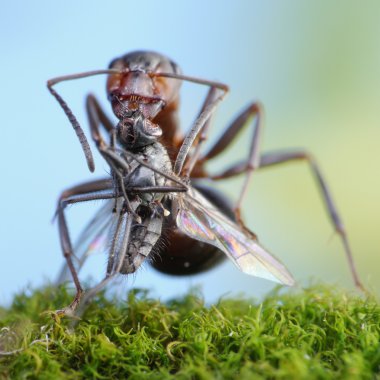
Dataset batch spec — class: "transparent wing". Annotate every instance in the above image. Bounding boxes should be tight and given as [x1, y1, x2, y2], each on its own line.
[56, 199, 118, 284]
[176, 187, 295, 286]
[75, 201, 116, 260]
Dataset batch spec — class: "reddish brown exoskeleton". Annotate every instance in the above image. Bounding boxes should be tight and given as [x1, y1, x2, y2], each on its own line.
[48, 51, 364, 296]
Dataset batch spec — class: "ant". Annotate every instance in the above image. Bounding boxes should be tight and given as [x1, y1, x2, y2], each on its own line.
[49, 50, 364, 293]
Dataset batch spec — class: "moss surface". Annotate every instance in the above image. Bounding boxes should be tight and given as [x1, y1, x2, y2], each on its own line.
[0, 285, 379, 379]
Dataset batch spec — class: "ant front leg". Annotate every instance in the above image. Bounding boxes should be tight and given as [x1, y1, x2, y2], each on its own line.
[86, 94, 115, 146]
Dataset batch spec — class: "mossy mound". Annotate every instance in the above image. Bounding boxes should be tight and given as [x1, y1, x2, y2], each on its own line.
[0, 285, 379, 379]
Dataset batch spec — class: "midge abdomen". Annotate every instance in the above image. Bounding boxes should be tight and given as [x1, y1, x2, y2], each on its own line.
[121, 207, 163, 274]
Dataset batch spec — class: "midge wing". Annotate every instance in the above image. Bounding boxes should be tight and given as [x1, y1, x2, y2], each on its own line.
[175, 187, 295, 286]
[74, 200, 117, 262]
[56, 199, 119, 284]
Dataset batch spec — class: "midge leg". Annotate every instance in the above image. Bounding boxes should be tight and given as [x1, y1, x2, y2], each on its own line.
[85, 95, 189, 209]
[211, 149, 364, 291]
[86, 95, 143, 220]
[74, 215, 132, 319]
[56, 180, 117, 315]
[58, 177, 113, 200]
[56, 178, 188, 315]
[81, 104, 193, 219]
[56, 200, 116, 285]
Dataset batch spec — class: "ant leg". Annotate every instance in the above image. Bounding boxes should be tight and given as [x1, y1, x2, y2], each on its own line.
[211, 149, 364, 291]
[86, 94, 115, 144]
[85, 93, 120, 201]
[259, 150, 364, 291]
[152, 73, 229, 156]
[182, 87, 221, 177]
[174, 87, 229, 176]
[200, 102, 264, 223]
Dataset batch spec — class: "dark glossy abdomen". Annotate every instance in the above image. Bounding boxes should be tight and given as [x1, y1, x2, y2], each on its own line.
[150, 183, 235, 275]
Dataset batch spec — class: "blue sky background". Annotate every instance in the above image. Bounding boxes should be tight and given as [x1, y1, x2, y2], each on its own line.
[1, 1, 379, 305]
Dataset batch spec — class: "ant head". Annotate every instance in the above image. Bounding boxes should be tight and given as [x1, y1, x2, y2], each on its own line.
[117, 112, 162, 150]
[107, 51, 182, 120]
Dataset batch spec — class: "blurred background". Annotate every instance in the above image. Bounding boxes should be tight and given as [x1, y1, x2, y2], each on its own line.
[1, 1, 379, 305]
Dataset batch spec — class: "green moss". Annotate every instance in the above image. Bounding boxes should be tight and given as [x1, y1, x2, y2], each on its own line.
[0, 285, 379, 379]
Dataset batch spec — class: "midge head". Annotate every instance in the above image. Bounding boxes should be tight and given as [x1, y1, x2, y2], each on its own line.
[117, 111, 162, 150]
[107, 51, 183, 121]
